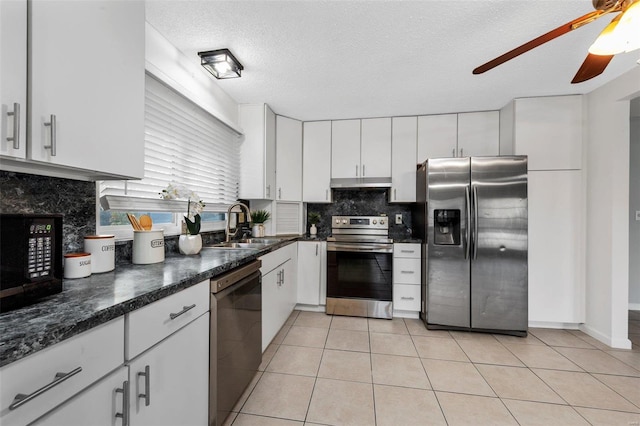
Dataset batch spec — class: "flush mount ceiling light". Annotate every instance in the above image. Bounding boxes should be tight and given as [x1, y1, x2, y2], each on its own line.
[197, 49, 244, 79]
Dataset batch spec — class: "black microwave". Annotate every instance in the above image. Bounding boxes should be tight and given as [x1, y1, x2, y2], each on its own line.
[0, 214, 63, 312]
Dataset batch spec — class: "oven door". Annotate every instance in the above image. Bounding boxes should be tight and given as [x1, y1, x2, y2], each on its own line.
[326, 242, 393, 319]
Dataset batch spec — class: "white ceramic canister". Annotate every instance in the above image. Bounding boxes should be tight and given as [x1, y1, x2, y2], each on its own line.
[64, 253, 92, 279]
[132, 230, 165, 264]
[84, 235, 115, 273]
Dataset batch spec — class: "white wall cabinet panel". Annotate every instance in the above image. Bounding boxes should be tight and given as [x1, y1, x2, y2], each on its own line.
[331, 119, 361, 178]
[28, 0, 145, 179]
[361, 117, 391, 177]
[528, 170, 584, 324]
[297, 241, 327, 306]
[32, 366, 129, 426]
[128, 314, 209, 426]
[276, 115, 303, 202]
[417, 114, 457, 162]
[303, 121, 332, 202]
[239, 104, 276, 200]
[457, 111, 499, 157]
[0, 0, 27, 160]
[390, 116, 417, 203]
[512, 95, 583, 170]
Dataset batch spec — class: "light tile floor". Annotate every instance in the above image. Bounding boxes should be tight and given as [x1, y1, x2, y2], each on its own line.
[226, 310, 640, 425]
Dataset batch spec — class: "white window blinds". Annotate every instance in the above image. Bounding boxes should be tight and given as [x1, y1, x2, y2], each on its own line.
[100, 73, 240, 212]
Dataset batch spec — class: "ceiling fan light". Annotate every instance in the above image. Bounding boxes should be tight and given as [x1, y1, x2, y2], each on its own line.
[588, 16, 625, 55]
[620, 1, 640, 52]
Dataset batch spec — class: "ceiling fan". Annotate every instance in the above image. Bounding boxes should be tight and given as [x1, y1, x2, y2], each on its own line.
[473, 0, 640, 83]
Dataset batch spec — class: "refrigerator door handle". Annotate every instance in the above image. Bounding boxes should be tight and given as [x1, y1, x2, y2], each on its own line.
[473, 185, 479, 260]
[465, 186, 471, 260]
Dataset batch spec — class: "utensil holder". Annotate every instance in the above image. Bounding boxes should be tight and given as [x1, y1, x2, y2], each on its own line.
[132, 230, 165, 264]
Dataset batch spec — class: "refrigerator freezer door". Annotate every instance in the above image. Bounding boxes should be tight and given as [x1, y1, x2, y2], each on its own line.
[426, 157, 471, 328]
[470, 156, 528, 332]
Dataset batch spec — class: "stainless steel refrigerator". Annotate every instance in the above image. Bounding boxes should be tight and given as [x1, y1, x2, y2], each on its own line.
[414, 156, 528, 336]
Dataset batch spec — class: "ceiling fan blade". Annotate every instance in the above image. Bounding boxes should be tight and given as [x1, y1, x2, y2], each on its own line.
[473, 9, 609, 74]
[571, 53, 614, 83]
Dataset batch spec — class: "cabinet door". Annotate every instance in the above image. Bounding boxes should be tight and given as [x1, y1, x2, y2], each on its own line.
[417, 114, 457, 162]
[32, 367, 129, 426]
[129, 313, 209, 426]
[528, 170, 584, 323]
[297, 242, 321, 305]
[361, 117, 391, 178]
[0, 0, 27, 159]
[239, 104, 276, 200]
[261, 268, 279, 351]
[331, 119, 361, 178]
[390, 117, 417, 202]
[457, 111, 499, 157]
[513, 95, 583, 170]
[265, 105, 277, 199]
[29, 0, 145, 179]
[303, 121, 332, 202]
[276, 115, 302, 201]
[281, 258, 297, 323]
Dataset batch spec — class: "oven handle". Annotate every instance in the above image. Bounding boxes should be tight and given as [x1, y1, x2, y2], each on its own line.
[327, 244, 393, 253]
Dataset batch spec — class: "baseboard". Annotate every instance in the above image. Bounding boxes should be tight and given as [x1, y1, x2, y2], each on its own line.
[528, 321, 581, 330]
[294, 304, 325, 313]
[580, 323, 632, 350]
[393, 310, 420, 319]
[629, 303, 640, 310]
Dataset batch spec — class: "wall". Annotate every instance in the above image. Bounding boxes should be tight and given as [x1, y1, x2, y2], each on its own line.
[584, 67, 640, 349]
[307, 189, 413, 240]
[630, 98, 640, 309]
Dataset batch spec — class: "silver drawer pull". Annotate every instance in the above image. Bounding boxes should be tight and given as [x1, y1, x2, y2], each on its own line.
[7, 102, 20, 149]
[115, 380, 130, 425]
[9, 367, 82, 410]
[400, 270, 415, 274]
[400, 250, 415, 253]
[401, 297, 415, 300]
[44, 114, 57, 156]
[138, 365, 150, 406]
[169, 304, 196, 320]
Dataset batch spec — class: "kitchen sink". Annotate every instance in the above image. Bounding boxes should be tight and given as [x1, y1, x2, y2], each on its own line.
[238, 238, 282, 244]
[203, 238, 285, 250]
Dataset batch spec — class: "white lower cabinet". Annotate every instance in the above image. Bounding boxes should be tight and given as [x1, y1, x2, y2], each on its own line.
[296, 241, 327, 307]
[393, 243, 421, 317]
[128, 314, 209, 426]
[31, 366, 129, 426]
[260, 243, 298, 351]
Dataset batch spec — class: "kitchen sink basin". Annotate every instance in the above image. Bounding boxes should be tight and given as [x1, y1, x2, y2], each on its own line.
[238, 238, 282, 245]
[203, 237, 284, 250]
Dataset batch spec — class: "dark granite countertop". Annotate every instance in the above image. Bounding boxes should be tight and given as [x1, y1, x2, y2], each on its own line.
[0, 238, 297, 368]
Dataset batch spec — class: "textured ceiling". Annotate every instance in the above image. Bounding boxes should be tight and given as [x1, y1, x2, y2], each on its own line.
[145, 0, 640, 121]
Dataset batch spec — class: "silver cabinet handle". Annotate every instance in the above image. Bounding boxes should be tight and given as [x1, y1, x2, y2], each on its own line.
[452, 148, 455, 157]
[355, 165, 358, 176]
[276, 270, 282, 287]
[7, 102, 20, 149]
[9, 367, 82, 410]
[401, 296, 415, 300]
[169, 304, 196, 320]
[44, 114, 57, 156]
[325, 189, 329, 200]
[362, 164, 365, 176]
[394, 188, 397, 200]
[266, 184, 271, 197]
[278, 187, 282, 199]
[316, 244, 319, 256]
[400, 250, 414, 254]
[460, 148, 464, 157]
[138, 365, 150, 406]
[282, 269, 285, 285]
[115, 380, 130, 426]
[400, 270, 415, 274]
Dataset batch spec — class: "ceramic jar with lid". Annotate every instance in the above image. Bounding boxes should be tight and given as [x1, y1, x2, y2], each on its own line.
[84, 235, 115, 273]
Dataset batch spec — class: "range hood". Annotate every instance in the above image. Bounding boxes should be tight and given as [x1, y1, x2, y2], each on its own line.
[330, 177, 393, 189]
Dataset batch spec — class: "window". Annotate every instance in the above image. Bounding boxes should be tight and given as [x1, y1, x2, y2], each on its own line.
[98, 73, 240, 239]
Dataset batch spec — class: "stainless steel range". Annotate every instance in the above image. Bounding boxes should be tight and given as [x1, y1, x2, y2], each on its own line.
[326, 215, 393, 319]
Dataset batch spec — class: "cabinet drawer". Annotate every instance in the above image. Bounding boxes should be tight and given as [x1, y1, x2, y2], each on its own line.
[259, 242, 295, 274]
[394, 243, 421, 258]
[126, 280, 209, 360]
[393, 285, 421, 311]
[393, 258, 421, 285]
[0, 317, 124, 426]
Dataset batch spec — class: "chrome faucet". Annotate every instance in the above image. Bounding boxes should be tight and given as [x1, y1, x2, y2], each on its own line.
[225, 202, 251, 242]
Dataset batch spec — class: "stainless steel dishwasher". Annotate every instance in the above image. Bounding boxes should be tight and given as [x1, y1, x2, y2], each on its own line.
[209, 260, 262, 426]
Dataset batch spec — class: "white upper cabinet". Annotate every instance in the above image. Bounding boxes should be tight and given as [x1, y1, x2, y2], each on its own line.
[390, 116, 417, 203]
[501, 95, 583, 170]
[303, 121, 332, 202]
[239, 104, 277, 200]
[360, 117, 391, 177]
[417, 114, 457, 162]
[331, 119, 361, 178]
[417, 112, 499, 162]
[0, 0, 27, 160]
[27, 0, 145, 179]
[457, 111, 499, 157]
[276, 115, 302, 202]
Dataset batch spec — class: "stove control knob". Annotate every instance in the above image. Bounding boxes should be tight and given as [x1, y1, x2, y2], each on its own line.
[372, 220, 377, 224]
[380, 219, 385, 225]
[342, 219, 347, 224]
[335, 219, 340, 224]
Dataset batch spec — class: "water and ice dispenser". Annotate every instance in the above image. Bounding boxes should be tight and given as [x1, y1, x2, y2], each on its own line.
[433, 209, 461, 245]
